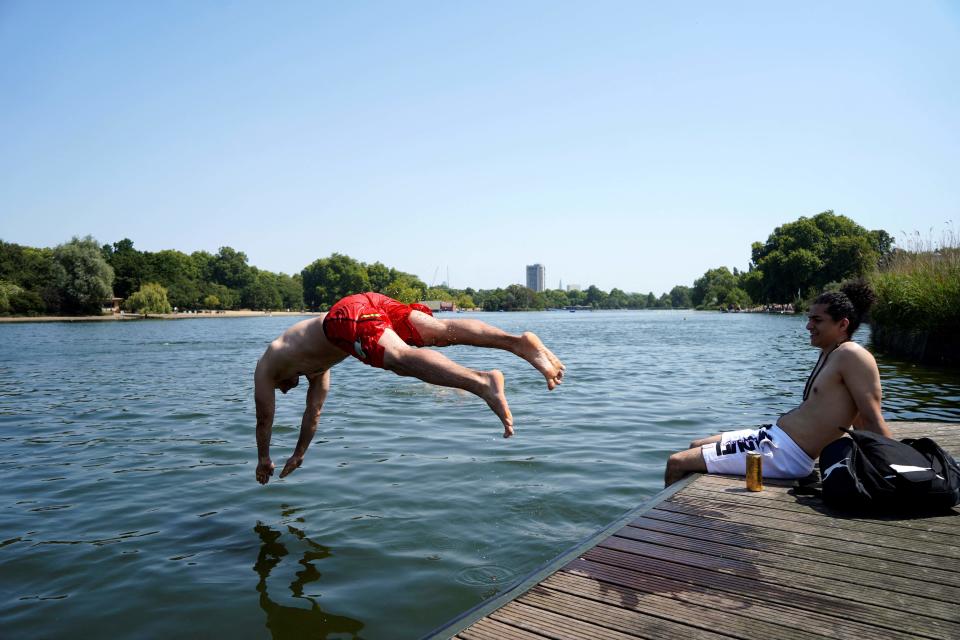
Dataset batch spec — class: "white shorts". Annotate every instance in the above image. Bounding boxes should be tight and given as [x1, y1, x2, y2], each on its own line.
[701, 424, 815, 479]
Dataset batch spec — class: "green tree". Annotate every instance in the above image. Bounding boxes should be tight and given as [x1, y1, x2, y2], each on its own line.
[605, 288, 629, 309]
[301, 253, 370, 310]
[191, 250, 215, 283]
[424, 287, 454, 302]
[54, 236, 114, 315]
[692, 267, 740, 309]
[540, 289, 570, 309]
[210, 246, 254, 290]
[669, 285, 693, 308]
[503, 284, 538, 310]
[626, 292, 646, 309]
[276, 273, 304, 310]
[102, 238, 148, 299]
[124, 282, 172, 314]
[242, 269, 283, 310]
[147, 249, 201, 309]
[0, 241, 65, 313]
[0, 281, 19, 314]
[200, 282, 240, 309]
[455, 293, 476, 309]
[366, 261, 393, 293]
[377, 274, 417, 304]
[738, 269, 763, 305]
[750, 211, 887, 303]
[724, 287, 751, 309]
[585, 285, 607, 308]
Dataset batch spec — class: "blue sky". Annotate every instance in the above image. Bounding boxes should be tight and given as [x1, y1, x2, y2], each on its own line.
[1, 1, 958, 294]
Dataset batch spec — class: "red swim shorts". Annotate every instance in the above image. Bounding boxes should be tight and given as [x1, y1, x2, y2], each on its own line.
[322, 292, 433, 369]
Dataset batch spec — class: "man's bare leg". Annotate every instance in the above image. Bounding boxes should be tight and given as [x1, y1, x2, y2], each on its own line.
[379, 330, 514, 437]
[408, 312, 565, 390]
[664, 446, 707, 487]
[689, 434, 722, 449]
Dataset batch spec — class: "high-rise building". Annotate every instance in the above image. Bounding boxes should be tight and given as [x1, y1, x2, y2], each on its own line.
[526, 264, 545, 292]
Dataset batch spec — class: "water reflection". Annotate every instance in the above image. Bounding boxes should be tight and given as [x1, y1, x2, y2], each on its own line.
[253, 522, 364, 639]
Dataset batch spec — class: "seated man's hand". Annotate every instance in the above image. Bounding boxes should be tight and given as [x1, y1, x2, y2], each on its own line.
[256, 458, 275, 485]
[279, 454, 304, 479]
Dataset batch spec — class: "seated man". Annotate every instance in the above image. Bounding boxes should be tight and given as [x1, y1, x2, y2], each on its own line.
[254, 292, 565, 485]
[664, 282, 892, 486]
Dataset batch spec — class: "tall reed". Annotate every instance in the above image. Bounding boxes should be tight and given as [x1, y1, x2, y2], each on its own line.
[870, 226, 960, 331]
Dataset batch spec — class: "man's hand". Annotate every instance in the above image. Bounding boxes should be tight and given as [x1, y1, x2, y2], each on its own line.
[279, 454, 304, 479]
[256, 458, 275, 485]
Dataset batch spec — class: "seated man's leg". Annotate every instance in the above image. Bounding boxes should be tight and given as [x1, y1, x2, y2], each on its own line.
[378, 329, 514, 437]
[664, 446, 707, 487]
[407, 312, 565, 390]
[689, 434, 722, 449]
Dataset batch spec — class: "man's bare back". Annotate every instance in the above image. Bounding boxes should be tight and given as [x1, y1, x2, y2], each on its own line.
[255, 316, 345, 388]
[254, 294, 565, 485]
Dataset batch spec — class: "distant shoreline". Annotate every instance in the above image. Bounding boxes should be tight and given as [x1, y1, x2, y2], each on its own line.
[0, 310, 322, 324]
[0, 307, 799, 324]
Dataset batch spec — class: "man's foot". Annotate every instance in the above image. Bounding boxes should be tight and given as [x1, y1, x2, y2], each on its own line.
[481, 369, 514, 437]
[517, 332, 565, 390]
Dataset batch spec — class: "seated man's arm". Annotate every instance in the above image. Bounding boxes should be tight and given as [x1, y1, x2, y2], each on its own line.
[843, 349, 892, 438]
[254, 368, 277, 484]
[280, 369, 330, 479]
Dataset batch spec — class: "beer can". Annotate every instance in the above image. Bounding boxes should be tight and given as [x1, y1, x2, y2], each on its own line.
[746, 452, 763, 492]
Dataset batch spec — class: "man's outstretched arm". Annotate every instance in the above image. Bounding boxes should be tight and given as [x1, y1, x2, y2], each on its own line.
[844, 349, 893, 437]
[280, 369, 330, 479]
[255, 370, 277, 484]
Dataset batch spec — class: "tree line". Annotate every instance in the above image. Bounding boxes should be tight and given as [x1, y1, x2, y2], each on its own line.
[688, 210, 893, 310]
[0, 210, 892, 316]
[0, 237, 306, 315]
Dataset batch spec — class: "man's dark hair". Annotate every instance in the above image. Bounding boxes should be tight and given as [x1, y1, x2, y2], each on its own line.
[814, 280, 877, 337]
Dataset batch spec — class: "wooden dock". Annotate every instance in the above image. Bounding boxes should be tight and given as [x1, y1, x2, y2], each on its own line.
[426, 422, 960, 640]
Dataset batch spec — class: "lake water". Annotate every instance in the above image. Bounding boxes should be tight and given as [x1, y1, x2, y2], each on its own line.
[2, 311, 958, 638]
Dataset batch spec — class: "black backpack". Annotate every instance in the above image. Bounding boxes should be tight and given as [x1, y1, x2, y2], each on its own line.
[818, 427, 960, 512]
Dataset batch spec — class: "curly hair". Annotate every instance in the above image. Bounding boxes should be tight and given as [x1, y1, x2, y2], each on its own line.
[813, 280, 877, 337]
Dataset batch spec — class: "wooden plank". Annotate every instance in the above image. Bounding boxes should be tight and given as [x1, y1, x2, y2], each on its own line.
[458, 617, 553, 640]
[576, 549, 960, 638]
[421, 474, 701, 640]
[687, 479, 960, 517]
[650, 500, 960, 568]
[684, 482, 960, 536]
[667, 493, 960, 554]
[431, 422, 960, 640]
[890, 423, 960, 435]
[695, 473, 960, 514]
[642, 505, 960, 572]
[594, 537, 960, 625]
[627, 514, 960, 588]
[517, 586, 730, 640]
[566, 557, 953, 640]
[611, 523, 960, 601]
[491, 600, 648, 640]
[550, 565, 936, 640]
[543, 570, 862, 640]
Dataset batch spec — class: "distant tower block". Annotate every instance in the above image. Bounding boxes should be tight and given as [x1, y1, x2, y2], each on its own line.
[526, 264, 545, 292]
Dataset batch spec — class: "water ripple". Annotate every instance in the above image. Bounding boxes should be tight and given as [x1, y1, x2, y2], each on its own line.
[0, 312, 957, 638]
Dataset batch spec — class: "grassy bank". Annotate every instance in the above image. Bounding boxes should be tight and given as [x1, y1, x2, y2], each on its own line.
[870, 231, 960, 364]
